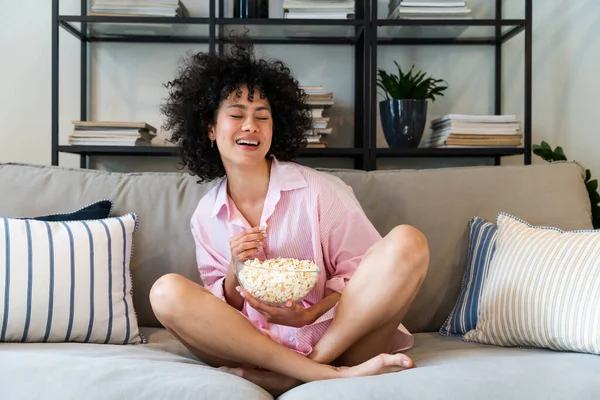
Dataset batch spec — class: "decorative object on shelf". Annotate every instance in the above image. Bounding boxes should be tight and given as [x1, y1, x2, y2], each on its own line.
[234, 0, 269, 18]
[533, 141, 600, 229]
[377, 63, 447, 148]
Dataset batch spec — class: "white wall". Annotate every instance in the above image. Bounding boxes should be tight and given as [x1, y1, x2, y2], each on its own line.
[1, 1, 599, 173]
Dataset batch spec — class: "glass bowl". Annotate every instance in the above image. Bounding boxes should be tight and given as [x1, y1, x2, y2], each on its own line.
[235, 258, 320, 306]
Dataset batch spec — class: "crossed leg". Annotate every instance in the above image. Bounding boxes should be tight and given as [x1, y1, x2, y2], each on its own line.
[150, 224, 429, 395]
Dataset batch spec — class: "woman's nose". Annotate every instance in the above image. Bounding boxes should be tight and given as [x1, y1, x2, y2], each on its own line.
[241, 117, 259, 132]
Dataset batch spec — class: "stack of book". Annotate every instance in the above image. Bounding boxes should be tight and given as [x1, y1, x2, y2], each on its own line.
[424, 114, 522, 148]
[68, 121, 157, 146]
[388, 0, 472, 19]
[90, 0, 190, 17]
[300, 86, 334, 148]
[283, 0, 355, 19]
[387, 0, 472, 38]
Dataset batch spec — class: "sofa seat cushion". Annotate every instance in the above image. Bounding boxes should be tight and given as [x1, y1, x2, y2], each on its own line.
[0, 327, 272, 400]
[280, 333, 600, 400]
[2, 328, 598, 400]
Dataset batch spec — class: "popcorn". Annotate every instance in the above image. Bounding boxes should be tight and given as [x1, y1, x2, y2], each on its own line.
[237, 257, 319, 305]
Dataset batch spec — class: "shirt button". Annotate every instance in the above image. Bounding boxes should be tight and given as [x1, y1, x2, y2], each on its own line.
[289, 337, 294, 342]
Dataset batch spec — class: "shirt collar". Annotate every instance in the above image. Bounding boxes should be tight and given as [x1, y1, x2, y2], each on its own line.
[210, 155, 307, 219]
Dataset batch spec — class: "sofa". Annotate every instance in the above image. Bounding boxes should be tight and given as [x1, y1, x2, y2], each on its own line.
[1, 160, 599, 400]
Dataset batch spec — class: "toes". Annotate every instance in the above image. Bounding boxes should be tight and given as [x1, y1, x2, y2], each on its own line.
[219, 366, 244, 377]
[391, 353, 415, 368]
[378, 353, 415, 369]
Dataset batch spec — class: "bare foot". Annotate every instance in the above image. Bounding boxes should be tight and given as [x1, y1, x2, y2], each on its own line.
[337, 353, 416, 379]
[219, 367, 302, 396]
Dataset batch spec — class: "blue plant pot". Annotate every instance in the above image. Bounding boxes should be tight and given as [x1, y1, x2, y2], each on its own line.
[379, 99, 428, 148]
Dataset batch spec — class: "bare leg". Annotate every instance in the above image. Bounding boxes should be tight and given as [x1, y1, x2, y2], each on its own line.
[149, 274, 414, 390]
[309, 224, 429, 366]
[225, 225, 429, 392]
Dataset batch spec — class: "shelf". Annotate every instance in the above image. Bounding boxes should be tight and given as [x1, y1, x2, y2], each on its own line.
[58, 16, 212, 43]
[57, 16, 364, 44]
[52, 0, 533, 169]
[57, 146, 364, 158]
[377, 19, 526, 45]
[58, 146, 524, 160]
[376, 148, 525, 158]
[217, 18, 364, 44]
[57, 16, 526, 45]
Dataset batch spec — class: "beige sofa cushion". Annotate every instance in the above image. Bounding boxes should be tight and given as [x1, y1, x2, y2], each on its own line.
[317, 162, 592, 332]
[0, 161, 592, 332]
[280, 332, 600, 400]
[2, 328, 598, 400]
[0, 327, 272, 400]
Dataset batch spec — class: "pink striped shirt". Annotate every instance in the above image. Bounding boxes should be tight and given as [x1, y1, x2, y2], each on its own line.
[191, 156, 413, 356]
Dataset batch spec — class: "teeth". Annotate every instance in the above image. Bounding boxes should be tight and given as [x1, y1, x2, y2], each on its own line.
[236, 139, 259, 146]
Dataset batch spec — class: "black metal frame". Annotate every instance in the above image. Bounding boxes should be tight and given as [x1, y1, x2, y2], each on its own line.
[51, 0, 532, 171]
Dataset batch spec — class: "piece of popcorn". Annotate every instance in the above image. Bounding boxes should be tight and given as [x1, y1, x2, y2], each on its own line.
[238, 257, 319, 304]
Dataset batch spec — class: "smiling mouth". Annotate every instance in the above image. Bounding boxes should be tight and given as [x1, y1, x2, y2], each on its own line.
[236, 139, 260, 147]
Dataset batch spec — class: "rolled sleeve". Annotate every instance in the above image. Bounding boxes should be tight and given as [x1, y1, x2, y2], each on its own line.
[204, 276, 226, 302]
[323, 209, 382, 295]
[191, 219, 229, 302]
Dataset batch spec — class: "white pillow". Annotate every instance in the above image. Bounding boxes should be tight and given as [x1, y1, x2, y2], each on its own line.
[0, 213, 144, 344]
[464, 213, 600, 355]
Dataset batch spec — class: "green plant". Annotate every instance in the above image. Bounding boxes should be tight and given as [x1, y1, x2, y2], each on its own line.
[376, 62, 448, 101]
[533, 141, 600, 229]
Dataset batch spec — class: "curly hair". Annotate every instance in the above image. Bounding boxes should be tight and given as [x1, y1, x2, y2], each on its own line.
[161, 39, 313, 183]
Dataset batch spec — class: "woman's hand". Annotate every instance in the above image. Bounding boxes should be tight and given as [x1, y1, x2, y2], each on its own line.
[224, 225, 267, 310]
[236, 286, 315, 328]
[229, 225, 268, 261]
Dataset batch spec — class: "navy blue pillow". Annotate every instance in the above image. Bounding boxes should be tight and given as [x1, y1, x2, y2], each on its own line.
[27, 200, 112, 221]
[439, 216, 498, 336]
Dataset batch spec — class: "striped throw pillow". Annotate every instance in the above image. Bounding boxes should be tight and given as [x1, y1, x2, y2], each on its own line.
[464, 213, 600, 355]
[0, 213, 144, 344]
[439, 216, 497, 336]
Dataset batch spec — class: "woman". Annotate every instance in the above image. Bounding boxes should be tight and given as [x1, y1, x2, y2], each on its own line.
[150, 40, 429, 396]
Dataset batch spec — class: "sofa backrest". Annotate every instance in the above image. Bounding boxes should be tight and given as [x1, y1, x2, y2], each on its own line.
[0, 161, 592, 333]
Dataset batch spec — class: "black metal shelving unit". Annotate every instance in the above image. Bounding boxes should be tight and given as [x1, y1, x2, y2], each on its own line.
[52, 0, 532, 171]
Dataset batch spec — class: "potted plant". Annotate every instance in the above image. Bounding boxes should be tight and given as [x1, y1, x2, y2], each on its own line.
[377, 63, 448, 148]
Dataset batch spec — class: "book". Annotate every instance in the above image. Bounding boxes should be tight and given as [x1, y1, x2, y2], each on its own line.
[426, 137, 522, 147]
[431, 114, 518, 124]
[72, 120, 158, 133]
[68, 137, 151, 146]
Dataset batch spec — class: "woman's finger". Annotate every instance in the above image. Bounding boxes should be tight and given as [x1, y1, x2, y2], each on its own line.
[236, 287, 260, 308]
[231, 233, 267, 251]
[235, 232, 266, 247]
[237, 287, 276, 313]
[230, 227, 259, 242]
[237, 249, 261, 260]
[234, 240, 264, 253]
[230, 226, 265, 242]
[233, 242, 264, 259]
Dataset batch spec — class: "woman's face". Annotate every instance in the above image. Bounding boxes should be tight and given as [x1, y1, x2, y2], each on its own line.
[209, 85, 273, 170]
